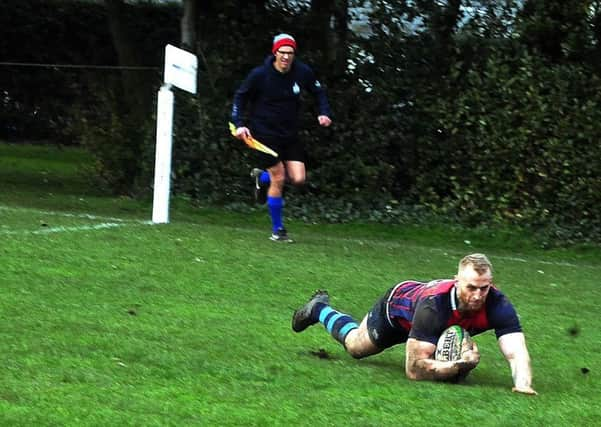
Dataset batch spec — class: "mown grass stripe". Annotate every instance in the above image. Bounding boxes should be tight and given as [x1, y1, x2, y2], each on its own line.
[1, 204, 598, 271]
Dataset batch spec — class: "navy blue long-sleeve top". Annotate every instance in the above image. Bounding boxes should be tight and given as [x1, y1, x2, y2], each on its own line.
[231, 55, 332, 139]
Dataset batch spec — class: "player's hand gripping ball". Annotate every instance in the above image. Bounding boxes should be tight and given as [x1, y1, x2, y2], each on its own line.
[435, 325, 478, 382]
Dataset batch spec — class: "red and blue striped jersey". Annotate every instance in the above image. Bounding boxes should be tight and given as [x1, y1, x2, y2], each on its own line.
[386, 279, 522, 345]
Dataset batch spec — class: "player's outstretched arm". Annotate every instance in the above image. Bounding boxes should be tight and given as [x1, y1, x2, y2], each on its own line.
[498, 332, 538, 395]
[405, 338, 479, 381]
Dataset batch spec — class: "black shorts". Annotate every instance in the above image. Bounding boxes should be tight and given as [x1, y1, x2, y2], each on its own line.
[253, 134, 305, 170]
[367, 287, 410, 349]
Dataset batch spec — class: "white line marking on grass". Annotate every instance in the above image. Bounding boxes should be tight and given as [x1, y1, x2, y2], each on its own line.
[0, 205, 131, 222]
[1, 221, 153, 235]
[0, 204, 153, 235]
[16, 222, 121, 234]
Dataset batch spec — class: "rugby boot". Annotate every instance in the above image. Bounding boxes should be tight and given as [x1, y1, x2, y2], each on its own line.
[292, 290, 330, 332]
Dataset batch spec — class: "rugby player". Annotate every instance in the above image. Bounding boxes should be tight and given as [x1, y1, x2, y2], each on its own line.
[292, 253, 537, 394]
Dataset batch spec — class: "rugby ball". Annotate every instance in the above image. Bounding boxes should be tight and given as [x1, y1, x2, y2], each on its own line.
[435, 325, 472, 361]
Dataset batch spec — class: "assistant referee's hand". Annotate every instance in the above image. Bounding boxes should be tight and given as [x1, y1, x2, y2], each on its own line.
[236, 126, 251, 140]
[318, 115, 332, 127]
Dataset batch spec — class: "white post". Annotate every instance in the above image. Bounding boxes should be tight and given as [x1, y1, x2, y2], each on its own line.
[151, 44, 197, 224]
[152, 84, 174, 224]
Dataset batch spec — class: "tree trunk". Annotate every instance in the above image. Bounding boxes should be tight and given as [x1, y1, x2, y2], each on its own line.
[104, 0, 153, 120]
[309, 0, 335, 68]
[181, 0, 198, 51]
[104, 0, 155, 193]
[332, 0, 349, 77]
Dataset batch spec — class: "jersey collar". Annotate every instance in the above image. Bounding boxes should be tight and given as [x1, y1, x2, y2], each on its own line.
[451, 284, 459, 311]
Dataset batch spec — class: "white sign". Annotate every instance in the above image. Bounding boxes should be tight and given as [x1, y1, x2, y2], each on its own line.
[164, 44, 197, 94]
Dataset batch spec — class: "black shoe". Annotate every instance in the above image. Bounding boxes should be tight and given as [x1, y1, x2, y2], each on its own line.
[270, 228, 293, 243]
[292, 290, 330, 332]
[250, 168, 268, 205]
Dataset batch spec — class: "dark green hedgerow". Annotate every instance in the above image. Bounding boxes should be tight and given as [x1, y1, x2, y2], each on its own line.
[2, 0, 601, 244]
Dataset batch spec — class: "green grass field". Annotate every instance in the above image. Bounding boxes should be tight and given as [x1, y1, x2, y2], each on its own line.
[1, 142, 600, 426]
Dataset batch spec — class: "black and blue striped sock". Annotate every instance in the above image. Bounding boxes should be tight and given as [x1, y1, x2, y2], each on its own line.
[316, 306, 359, 345]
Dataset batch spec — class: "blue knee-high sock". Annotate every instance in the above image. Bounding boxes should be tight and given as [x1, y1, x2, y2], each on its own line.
[314, 304, 359, 345]
[260, 171, 270, 185]
[267, 196, 284, 232]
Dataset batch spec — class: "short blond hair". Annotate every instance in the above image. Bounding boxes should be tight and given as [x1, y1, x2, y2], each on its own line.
[458, 253, 493, 275]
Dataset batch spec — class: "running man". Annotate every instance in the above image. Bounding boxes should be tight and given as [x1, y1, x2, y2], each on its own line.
[231, 33, 332, 242]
